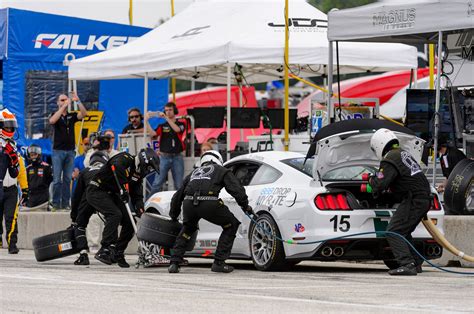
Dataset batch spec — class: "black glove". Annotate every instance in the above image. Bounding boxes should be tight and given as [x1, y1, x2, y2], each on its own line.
[242, 205, 255, 216]
[4, 142, 19, 167]
[20, 188, 29, 206]
[119, 190, 130, 203]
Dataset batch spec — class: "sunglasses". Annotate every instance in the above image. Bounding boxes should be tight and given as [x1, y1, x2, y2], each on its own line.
[59, 99, 68, 102]
[129, 115, 140, 119]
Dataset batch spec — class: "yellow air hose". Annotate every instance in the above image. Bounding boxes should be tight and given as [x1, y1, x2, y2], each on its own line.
[422, 218, 474, 262]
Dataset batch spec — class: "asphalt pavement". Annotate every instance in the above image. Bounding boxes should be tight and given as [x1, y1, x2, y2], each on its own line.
[1, 249, 473, 313]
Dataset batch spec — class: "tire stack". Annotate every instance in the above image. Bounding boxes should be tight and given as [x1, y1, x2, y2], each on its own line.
[444, 159, 474, 215]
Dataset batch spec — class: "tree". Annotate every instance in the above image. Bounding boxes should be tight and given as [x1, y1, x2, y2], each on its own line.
[308, 0, 376, 13]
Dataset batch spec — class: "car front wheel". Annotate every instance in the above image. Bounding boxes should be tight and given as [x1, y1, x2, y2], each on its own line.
[249, 214, 289, 271]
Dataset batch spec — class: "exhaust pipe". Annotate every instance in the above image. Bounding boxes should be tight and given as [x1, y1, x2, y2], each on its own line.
[333, 246, 344, 257]
[426, 245, 435, 256]
[433, 245, 442, 256]
[321, 246, 333, 257]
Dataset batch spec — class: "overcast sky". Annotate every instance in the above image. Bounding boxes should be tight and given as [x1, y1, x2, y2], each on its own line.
[1, 0, 195, 28]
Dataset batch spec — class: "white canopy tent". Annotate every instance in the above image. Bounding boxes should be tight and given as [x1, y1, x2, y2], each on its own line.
[69, 0, 419, 157]
[327, 0, 474, 184]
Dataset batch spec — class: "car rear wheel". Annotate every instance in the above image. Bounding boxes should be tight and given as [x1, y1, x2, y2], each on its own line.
[249, 214, 289, 271]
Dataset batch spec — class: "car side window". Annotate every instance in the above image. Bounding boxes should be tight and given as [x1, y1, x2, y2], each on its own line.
[226, 162, 261, 186]
[249, 164, 282, 186]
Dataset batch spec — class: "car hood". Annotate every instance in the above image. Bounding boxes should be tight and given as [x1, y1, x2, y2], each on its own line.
[313, 130, 425, 179]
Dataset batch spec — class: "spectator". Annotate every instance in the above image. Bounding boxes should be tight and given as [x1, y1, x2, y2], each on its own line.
[49, 92, 87, 211]
[25, 144, 52, 208]
[122, 108, 144, 134]
[207, 137, 219, 151]
[194, 142, 213, 169]
[72, 137, 90, 192]
[145, 102, 185, 192]
[104, 129, 119, 157]
[436, 138, 467, 193]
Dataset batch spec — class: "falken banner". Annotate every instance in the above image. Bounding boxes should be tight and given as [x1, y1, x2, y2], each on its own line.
[0, 8, 168, 155]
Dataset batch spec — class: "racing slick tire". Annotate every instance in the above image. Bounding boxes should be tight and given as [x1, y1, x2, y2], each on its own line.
[137, 213, 196, 251]
[444, 159, 474, 215]
[32, 229, 80, 262]
[249, 213, 291, 271]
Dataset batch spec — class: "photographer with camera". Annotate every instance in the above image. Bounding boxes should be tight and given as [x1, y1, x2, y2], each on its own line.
[49, 92, 87, 211]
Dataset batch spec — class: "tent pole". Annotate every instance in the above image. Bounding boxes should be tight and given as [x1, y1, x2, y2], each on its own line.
[171, 0, 176, 102]
[143, 72, 149, 199]
[239, 86, 243, 141]
[226, 64, 231, 161]
[327, 41, 334, 124]
[432, 31, 443, 186]
[283, 0, 289, 151]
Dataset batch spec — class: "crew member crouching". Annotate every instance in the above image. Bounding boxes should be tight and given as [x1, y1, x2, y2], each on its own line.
[168, 150, 253, 274]
[369, 128, 431, 276]
[87, 148, 159, 267]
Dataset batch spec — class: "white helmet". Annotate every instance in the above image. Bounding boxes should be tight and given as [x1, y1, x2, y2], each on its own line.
[370, 128, 399, 160]
[200, 150, 223, 166]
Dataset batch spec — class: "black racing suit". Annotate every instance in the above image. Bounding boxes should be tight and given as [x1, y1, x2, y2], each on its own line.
[71, 161, 107, 250]
[86, 152, 143, 253]
[26, 160, 52, 207]
[0, 142, 20, 248]
[169, 162, 249, 263]
[369, 148, 431, 267]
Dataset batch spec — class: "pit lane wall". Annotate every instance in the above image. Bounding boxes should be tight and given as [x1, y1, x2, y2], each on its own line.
[6, 212, 474, 266]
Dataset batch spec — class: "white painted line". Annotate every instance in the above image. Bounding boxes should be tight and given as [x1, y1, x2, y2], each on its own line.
[0, 274, 135, 288]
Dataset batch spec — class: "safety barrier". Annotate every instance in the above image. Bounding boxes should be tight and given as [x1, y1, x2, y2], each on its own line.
[5, 212, 474, 266]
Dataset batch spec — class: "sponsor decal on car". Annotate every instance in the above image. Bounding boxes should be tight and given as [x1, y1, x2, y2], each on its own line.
[256, 187, 292, 207]
[294, 223, 305, 233]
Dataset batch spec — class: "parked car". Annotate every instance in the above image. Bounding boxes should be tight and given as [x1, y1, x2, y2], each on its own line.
[145, 120, 444, 271]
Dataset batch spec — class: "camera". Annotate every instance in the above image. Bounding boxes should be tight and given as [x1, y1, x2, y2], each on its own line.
[89, 132, 111, 151]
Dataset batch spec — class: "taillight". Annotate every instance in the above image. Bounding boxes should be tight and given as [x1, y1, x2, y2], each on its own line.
[430, 194, 441, 211]
[314, 193, 352, 210]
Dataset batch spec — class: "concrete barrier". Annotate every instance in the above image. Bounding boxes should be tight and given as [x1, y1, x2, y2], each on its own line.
[7, 213, 474, 267]
[436, 216, 474, 267]
[6, 212, 139, 255]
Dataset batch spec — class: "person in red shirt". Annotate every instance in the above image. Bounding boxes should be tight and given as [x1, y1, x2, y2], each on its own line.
[145, 102, 185, 192]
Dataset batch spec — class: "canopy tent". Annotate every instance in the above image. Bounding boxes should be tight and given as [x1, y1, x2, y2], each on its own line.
[69, 0, 419, 157]
[328, 0, 474, 43]
[69, 0, 419, 83]
[326, 0, 474, 184]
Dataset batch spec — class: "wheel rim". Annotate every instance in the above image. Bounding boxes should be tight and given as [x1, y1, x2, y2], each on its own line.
[251, 218, 275, 266]
[466, 181, 474, 212]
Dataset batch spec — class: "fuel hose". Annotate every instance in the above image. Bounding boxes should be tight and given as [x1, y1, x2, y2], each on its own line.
[246, 213, 474, 275]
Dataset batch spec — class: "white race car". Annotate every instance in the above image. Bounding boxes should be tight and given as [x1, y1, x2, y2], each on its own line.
[145, 120, 444, 271]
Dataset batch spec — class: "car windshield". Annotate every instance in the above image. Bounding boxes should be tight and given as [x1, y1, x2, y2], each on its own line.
[322, 165, 379, 181]
[281, 157, 313, 177]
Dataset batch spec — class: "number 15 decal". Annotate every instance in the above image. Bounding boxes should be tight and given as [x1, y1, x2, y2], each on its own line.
[329, 215, 351, 232]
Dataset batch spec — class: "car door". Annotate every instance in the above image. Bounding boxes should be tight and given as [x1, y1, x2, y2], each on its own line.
[196, 161, 262, 255]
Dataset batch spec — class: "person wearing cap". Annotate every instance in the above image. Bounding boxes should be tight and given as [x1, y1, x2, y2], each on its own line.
[26, 144, 52, 208]
[49, 92, 87, 211]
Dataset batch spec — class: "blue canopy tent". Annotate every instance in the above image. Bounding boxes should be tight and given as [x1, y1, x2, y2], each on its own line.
[0, 8, 168, 155]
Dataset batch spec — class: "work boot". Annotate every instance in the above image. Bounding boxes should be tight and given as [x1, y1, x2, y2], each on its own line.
[74, 253, 90, 265]
[211, 260, 234, 273]
[415, 263, 423, 273]
[8, 244, 19, 254]
[168, 262, 180, 273]
[94, 247, 113, 265]
[388, 263, 417, 276]
[114, 251, 130, 268]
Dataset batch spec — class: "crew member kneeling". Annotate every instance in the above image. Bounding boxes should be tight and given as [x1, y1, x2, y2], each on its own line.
[369, 128, 431, 276]
[168, 150, 253, 274]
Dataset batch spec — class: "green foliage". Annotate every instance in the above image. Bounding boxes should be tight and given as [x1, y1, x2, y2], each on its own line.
[308, 0, 376, 13]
